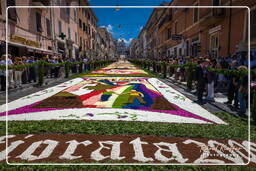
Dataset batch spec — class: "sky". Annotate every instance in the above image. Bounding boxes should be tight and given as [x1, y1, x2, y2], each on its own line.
[89, 0, 172, 46]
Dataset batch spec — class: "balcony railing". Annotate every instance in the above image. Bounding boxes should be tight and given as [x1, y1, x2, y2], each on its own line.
[200, 8, 225, 26]
[32, 0, 50, 6]
[158, 15, 172, 29]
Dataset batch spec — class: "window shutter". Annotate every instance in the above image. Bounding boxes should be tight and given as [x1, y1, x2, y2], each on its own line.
[46, 18, 51, 36]
[7, 0, 17, 22]
[36, 12, 42, 32]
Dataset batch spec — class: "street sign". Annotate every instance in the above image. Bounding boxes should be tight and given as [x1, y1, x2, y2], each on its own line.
[171, 34, 182, 40]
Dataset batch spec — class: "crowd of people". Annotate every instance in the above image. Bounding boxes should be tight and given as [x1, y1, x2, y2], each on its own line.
[154, 54, 248, 115]
[0, 53, 249, 115]
[0, 54, 92, 91]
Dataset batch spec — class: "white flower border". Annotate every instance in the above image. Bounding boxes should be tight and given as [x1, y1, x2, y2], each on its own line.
[0, 77, 227, 125]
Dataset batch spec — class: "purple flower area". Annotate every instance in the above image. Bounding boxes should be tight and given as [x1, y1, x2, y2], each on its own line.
[137, 104, 215, 124]
[86, 113, 94, 117]
[118, 115, 128, 119]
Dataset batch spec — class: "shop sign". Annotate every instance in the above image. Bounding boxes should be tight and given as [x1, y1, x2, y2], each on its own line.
[171, 34, 182, 40]
[10, 35, 41, 48]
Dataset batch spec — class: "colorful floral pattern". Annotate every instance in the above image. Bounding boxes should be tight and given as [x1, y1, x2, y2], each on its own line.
[85, 61, 148, 76]
[0, 77, 226, 124]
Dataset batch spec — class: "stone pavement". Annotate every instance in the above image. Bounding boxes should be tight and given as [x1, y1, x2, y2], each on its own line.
[163, 76, 245, 118]
[0, 77, 73, 105]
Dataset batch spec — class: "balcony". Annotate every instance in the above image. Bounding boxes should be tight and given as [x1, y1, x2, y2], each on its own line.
[200, 8, 226, 27]
[32, 0, 50, 6]
[158, 15, 172, 29]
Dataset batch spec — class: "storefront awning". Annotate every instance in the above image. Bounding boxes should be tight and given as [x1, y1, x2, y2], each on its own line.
[7, 41, 53, 54]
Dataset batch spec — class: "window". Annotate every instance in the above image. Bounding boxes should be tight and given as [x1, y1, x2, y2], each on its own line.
[66, 2, 70, 16]
[46, 18, 51, 37]
[174, 47, 177, 57]
[36, 12, 42, 32]
[212, 0, 221, 6]
[210, 33, 219, 58]
[80, 37, 82, 46]
[193, 3, 199, 23]
[7, 0, 17, 22]
[167, 28, 172, 40]
[191, 37, 199, 57]
[174, 22, 178, 34]
[179, 48, 182, 56]
[186, 40, 190, 56]
[73, 9, 77, 22]
[58, 20, 62, 35]
[75, 33, 78, 44]
[68, 27, 71, 39]
[82, 9, 86, 16]
[79, 19, 82, 28]
[83, 22, 86, 31]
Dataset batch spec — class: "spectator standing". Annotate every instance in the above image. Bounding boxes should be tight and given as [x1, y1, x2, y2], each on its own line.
[53, 57, 60, 78]
[206, 60, 215, 101]
[27, 56, 36, 83]
[225, 60, 239, 108]
[0, 55, 6, 91]
[21, 57, 28, 84]
[7, 55, 14, 89]
[58, 56, 65, 78]
[194, 60, 208, 104]
[14, 57, 24, 88]
[237, 66, 248, 116]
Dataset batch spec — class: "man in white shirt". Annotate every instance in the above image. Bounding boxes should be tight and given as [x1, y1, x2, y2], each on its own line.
[5, 54, 14, 89]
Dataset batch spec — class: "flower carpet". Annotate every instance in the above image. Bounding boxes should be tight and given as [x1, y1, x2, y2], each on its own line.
[0, 134, 255, 165]
[83, 60, 149, 77]
[0, 77, 226, 124]
[1, 60, 254, 166]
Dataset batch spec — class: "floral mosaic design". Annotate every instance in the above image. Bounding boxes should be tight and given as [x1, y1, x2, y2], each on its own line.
[0, 77, 226, 124]
[87, 61, 148, 76]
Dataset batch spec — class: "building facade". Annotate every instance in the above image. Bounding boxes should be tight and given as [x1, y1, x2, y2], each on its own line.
[134, 0, 256, 60]
[0, 0, 54, 57]
[0, 0, 116, 59]
[53, 0, 79, 58]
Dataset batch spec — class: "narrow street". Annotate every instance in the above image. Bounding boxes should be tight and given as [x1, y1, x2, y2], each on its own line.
[0, 0, 255, 169]
[0, 60, 254, 165]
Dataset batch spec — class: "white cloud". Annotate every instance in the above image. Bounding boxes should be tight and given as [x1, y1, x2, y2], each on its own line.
[100, 24, 113, 33]
[118, 38, 133, 45]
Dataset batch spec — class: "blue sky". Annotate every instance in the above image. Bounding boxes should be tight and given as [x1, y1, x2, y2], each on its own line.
[89, 0, 171, 45]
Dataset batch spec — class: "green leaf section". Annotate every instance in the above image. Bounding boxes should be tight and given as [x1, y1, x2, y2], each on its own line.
[112, 85, 134, 108]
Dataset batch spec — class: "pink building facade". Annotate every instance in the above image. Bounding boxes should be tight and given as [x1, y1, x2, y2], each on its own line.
[0, 0, 80, 58]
